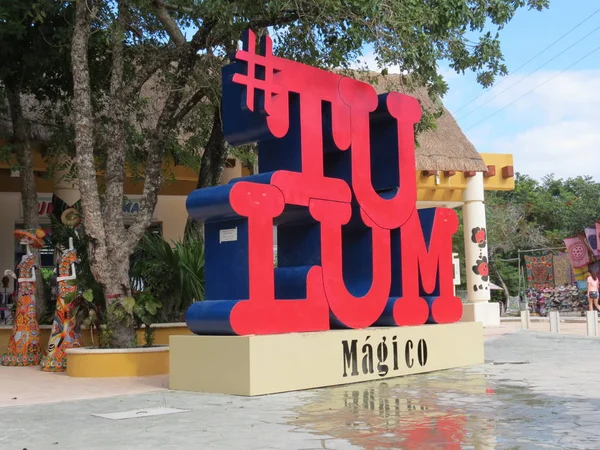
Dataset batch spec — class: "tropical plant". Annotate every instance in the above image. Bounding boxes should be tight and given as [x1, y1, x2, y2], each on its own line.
[130, 233, 205, 322]
[131, 291, 162, 347]
[100, 293, 162, 347]
[63, 287, 105, 347]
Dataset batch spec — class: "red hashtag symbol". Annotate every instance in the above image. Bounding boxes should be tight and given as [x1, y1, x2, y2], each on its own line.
[233, 30, 284, 113]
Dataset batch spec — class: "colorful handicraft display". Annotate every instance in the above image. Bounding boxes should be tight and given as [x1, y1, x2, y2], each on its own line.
[524, 254, 554, 290]
[564, 235, 590, 269]
[585, 227, 600, 257]
[572, 266, 589, 292]
[40, 242, 80, 372]
[552, 252, 573, 287]
[1, 229, 45, 366]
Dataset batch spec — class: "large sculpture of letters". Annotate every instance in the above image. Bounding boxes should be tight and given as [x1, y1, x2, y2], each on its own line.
[186, 31, 463, 336]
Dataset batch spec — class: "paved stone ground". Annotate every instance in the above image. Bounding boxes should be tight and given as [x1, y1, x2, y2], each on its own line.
[1, 330, 599, 449]
[0, 370, 167, 408]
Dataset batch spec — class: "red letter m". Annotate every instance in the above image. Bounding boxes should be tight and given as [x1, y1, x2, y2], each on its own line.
[393, 208, 462, 326]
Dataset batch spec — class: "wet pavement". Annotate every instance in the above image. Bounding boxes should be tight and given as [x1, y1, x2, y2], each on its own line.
[1, 330, 599, 449]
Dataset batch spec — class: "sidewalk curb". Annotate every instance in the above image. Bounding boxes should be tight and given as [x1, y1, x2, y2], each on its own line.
[501, 317, 593, 323]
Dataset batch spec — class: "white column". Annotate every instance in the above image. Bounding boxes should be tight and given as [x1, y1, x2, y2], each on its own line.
[461, 172, 500, 327]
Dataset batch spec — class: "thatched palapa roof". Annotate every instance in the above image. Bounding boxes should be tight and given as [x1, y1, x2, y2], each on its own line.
[411, 90, 487, 172]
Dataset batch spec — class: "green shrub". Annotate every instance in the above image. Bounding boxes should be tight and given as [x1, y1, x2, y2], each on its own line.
[130, 233, 204, 322]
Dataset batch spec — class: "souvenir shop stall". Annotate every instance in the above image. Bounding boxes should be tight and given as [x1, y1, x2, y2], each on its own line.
[524, 222, 600, 316]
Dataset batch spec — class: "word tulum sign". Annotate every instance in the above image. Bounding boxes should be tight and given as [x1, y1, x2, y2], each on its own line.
[170, 31, 484, 396]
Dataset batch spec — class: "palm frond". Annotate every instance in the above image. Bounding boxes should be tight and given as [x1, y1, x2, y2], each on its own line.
[130, 232, 205, 322]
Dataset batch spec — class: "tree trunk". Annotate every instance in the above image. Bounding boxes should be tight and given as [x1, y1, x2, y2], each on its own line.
[71, 0, 135, 348]
[184, 106, 227, 239]
[102, 255, 135, 348]
[491, 261, 510, 314]
[197, 106, 228, 189]
[4, 80, 45, 318]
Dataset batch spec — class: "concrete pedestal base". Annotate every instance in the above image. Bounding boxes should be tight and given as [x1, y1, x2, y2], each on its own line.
[170, 322, 484, 396]
[461, 302, 501, 328]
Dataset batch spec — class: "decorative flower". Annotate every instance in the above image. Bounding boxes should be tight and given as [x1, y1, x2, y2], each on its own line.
[470, 227, 487, 248]
[472, 256, 489, 282]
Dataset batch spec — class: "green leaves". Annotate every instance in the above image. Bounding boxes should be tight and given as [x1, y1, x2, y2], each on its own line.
[0, 0, 77, 98]
[63, 290, 78, 304]
[130, 232, 204, 322]
[145, 297, 162, 316]
[120, 296, 136, 315]
[26, 1, 48, 24]
[482, 172, 600, 298]
[83, 289, 94, 303]
[495, 174, 596, 244]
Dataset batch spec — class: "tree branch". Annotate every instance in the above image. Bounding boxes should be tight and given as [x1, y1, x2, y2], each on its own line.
[247, 11, 301, 30]
[109, 0, 127, 97]
[119, 45, 186, 103]
[126, 44, 199, 251]
[190, 18, 216, 51]
[163, 3, 193, 14]
[118, 0, 198, 105]
[172, 87, 209, 125]
[152, 0, 186, 46]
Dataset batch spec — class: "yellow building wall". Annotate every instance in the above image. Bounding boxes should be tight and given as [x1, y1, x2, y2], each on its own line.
[154, 195, 188, 243]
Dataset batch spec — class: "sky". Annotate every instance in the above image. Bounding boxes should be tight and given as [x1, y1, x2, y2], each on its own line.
[355, 0, 600, 181]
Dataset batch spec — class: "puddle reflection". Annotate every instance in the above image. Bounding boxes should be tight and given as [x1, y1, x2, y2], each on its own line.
[291, 368, 600, 449]
[292, 372, 498, 449]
